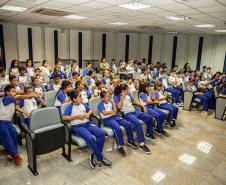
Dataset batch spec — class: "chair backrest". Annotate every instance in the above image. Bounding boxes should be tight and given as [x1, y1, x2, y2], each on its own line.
[29, 107, 61, 131]
[88, 97, 101, 116]
[131, 90, 138, 99]
[214, 86, 219, 98]
[44, 90, 58, 107]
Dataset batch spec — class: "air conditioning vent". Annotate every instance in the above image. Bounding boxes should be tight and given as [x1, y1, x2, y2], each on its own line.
[136, 25, 163, 30]
[32, 8, 70, 17]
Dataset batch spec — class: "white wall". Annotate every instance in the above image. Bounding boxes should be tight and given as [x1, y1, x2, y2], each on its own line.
[1, 22, 226, 72]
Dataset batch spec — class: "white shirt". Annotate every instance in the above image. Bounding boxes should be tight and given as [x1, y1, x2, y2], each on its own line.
[81, 90, 88, 104]
[70, 104, 89, 125]
[120, 95, 135, 114]
[128, 83, 136, 94]
[27, 67, 34, 77]
[0, 75, 9, 85]
[0, 97, 15, 121]
[162, 78, 169, 89]
[22, 98, 38, 118]
[140, 74, 151, 80]
[99, 102, 114, 119]
[40, 66, 51, 77]
[18, 75, 29, 83]
[156, 91, 167, 104]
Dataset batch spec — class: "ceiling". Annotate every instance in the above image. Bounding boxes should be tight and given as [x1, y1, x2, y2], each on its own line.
[0, 0, 226, 34]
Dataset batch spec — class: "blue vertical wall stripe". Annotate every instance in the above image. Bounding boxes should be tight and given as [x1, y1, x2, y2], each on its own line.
[78, 32, 83, 68]
[102, 33, 106, 59]
[148, 35, 153, 64]
[54, 30, 58, 63]
[27, 28, 33, 60]
[125, 34, 130, 62]
[223, 52, 226, 72]
[196, 36, 204, 71]
[171, 36, 178, 69]
[0, 24, 6, 67]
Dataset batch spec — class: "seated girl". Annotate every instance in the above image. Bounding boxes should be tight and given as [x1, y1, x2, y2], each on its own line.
[75, 80, 91, 105]
[26, 59, 35, 77]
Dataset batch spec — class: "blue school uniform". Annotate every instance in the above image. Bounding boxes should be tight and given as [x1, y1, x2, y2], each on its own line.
[220, 88, 226, 95]
[54, 90, 68, 108]
[64, 102, 105, 161]
[81, 89, 91, 104]
[87, 77, 96, 86]
[114, 94, 154, 143]
[0, 96, 18, 157]
[82, 68, 89, 76]
[49, 83, 61, 91]
[139, 92, 166, 132]
[32, 85, 45, 96]
[68, 71, 80, 78]
[102, 78, 111, 85]
[155, 90, 178, 123]
[98, 100, 134, 146]
[17, 97, 40, 126]
[50, 71, 67, 79]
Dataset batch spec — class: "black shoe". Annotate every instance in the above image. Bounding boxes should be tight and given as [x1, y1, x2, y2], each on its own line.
[127, 141, 138, 149]
[101, 158, 112, 168]
[140, 145, 151, 154]
[162, 130, 169, 137]
[117, 147, 126, 157]
[165, 122, 174, 128]
[145, 133, 157, 139]
[154, 128, 162, 135]
[170, 121, 175, 127]
[89, 154, 97, 169]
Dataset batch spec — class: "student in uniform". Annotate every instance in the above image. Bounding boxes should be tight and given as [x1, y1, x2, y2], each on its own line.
[56, 58, 66, 72]
[154, 82, 178, 127]
[26, 59, 35, 77]
[139, 82, 168, 135]
[98, 91, 138, 156]
[87, 70, 96, 87]
[69, 71, 82, 88]
[9, 75, 24, 95]
[0, 85, 39, 165]
[9, 59, 19, 76]
[114, 84, 154, 154]
[32, 77, 46, 97]
[140, 68, 152, 81]
[219, 81, 226, 97]
[34, 68, 45, 83]
[40, 60, 52, 78]
[82, 63, 93, 77]
[63, 89, 112, 168]
[49, 74, 61, 91]
[0, 67, 9, 85]
[68, 63, 80, 78]
[102, 69, 111, 86]
[54, 80, 71, 109]
[94, 80, 109, 97]
[75, 80, 91, 104]
[17, 66, 30, 85]
[126, 75, 137, 94]
[51, 65, 67, 79]
[16, 86, 46, 126]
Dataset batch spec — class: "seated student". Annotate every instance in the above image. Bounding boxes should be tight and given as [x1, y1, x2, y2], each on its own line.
[94, 80, 109, 97]
[0, 67, 9, 85]
[49, 74, 61, 91]
[82, 63, 93, 77]
[200, 66, 208, 79]
[187, 78, 212, 116]
[168, 70, 183, 93]
[51, 65, 67, 79]
[111, 59, 117, 74]
[68, 62, 80, 78]
[9, 75, 24, 95]
[17, 66, 30, 85]
[139, 82, 167, 135]
[158, 73, 183, 107]
[207, 67, 213, 79]
[219, 81, 226, 98]
[16, 86, 46, 126]
[114, 84, 155, 154]
[34, 68, 45, 83]
[63, 89, 112, 168]
[9, 59, 19, 76]
[56, 58, 66, 72]
[75, 80, 91, 104]
[70, 71, 82, 88]
[183, 70, 191, 82]
[155, 66, 164, 78]
[87, 70, 96, 87]
[40, 60, 52, 78]
[54, 80, 71, 108]
[154, 82, 178, 127]
[140, 68, 152, 81]
[110, 78, 120, 93]
[102, 69, 111, 86]
[211, 72, 221, 87]
[0, 85, 36, 165]
[32, 77, 46, 97]
[127, 75, 137, 94]
[98, 91, 137, 156]
[26, 59, 35, 77]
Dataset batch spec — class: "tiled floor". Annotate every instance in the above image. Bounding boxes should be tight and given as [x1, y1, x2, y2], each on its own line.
[1, 109, 226, 185]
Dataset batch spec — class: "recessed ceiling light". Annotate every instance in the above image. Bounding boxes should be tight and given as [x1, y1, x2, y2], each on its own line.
[178, 153, 196, 165]
[151, 171, 166, 183]
[196, 141, 213, 154]
[64, 15, 87, 19]
[0, 5, 27, 12]
[194, 24, 215, 28]
[168, 31, 178, 34]
[166, 16, 189, 21]
[119, 2, 151, 10]
[214, 29, 226, 32]
[109, 22, 128, 25]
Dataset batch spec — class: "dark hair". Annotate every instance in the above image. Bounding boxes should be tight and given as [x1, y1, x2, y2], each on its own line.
[35, 68, 41, 72]
[203, 66, 207, 69]
[72, 71, 79, 77]
[19, 66, 26, 73]
[95, 80, 102, 87]
[154, 82, 162, 89]
[4, 85, 15, 95]
[0, 66, 6, 73]
[56, 58, 62, 64]
[61, 80, 71, 90]
[26, 59, 33, 67]
[32, 77, 38, 83]
[24, 86, 32, 93]
[88, 69, 94, 76]
[42, 60, 48, 66]
[10, 59, 19, 68]
[53, 74, 61, 79]
[75, 80, 83, 88]
[69, 89, 80, 101]
[139, 82, 149, 95]
[9, 75, 16, 82]
[114, 84, 128, 96]
[127, 74, 133, 81]
[100, 90, 109, 98]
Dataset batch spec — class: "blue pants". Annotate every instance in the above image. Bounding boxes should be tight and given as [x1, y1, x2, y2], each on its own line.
[158, 103, 178, 122]
[146, 107, 166, 132]
[103, 115, 134, 146]
[71, 122, 105, 161]
[196, 95, 210, 111]
[203, 91, 214, 108]
[0, 121, 18, 157]
[174, 86, 183, 93]
[166, 88, 181, 103]
[124, 111, 154, 144]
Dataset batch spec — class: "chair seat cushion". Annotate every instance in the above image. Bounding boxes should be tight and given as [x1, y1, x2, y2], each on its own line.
[101, 126, 114, 136]
[71, 135, 87, 148]
[194, 98, 202, 103]
[33, 123, 64, 134]
[159, 109, 169, 116]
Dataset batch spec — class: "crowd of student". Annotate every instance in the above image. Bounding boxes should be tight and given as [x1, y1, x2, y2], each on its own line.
[0, 57, 225, 169]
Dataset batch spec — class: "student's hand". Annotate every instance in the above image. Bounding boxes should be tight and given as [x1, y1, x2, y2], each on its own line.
[153, 100, 159, 104]
[84, 113, 90, 119]
[24, 111, 30, 117]
[79, 115, 85, 120]
[143, 106, 147, 113]
[32, 94, 40, 99]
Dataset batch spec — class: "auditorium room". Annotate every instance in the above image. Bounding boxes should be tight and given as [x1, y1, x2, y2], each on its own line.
[0, 0, 226, 184]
